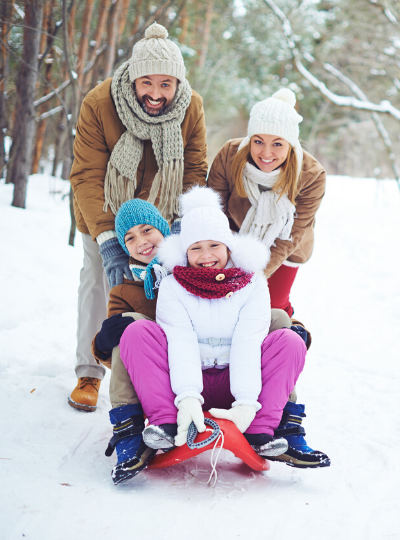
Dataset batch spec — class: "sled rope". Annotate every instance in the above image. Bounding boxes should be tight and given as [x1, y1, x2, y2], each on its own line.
[187, 419, 225, 487]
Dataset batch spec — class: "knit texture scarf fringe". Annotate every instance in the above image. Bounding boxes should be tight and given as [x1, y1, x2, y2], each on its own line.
[173, 266, 253, 299]
[104, 60, 192, 220]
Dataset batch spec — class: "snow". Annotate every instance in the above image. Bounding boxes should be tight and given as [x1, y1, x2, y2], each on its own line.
[1, 173, 400, 540]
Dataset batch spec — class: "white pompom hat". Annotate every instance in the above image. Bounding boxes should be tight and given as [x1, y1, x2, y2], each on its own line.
[158, 186, 270, 272]
[247, 88, 303, 147]
[129, 22, 186, 82]
[180, 186, 235, 254]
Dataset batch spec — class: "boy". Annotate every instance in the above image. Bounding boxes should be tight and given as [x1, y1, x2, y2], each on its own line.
[92, 199, 170, 484]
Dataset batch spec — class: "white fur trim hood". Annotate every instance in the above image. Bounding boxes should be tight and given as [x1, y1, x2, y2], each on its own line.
[158, 185, 270, 273]
[158, 232, 270, 273]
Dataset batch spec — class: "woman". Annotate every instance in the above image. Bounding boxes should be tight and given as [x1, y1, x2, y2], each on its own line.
[207, 88, 325, 318]
[207, 89, 329, 469]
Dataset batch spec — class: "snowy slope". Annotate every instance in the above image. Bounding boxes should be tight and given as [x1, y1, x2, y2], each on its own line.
[0, 174, 399, 540]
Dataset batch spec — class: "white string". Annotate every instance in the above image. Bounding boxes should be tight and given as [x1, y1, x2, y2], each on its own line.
[191, 428, 225, 487]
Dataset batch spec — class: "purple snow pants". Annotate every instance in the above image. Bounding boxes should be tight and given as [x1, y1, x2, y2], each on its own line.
[120, 320, 306, 436]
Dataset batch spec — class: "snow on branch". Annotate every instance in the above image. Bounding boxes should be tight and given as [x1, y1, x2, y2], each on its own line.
[263, 0, 400, 122]
[324, 63, 400, 187]
[369, 0, 398, 25]
[36, 106, 64, 122]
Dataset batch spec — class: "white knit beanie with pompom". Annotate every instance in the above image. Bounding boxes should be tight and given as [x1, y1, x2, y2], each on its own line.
[179, 186, 235, 254]
[129, 22, 186, 82]
[247, 88, 303, 147]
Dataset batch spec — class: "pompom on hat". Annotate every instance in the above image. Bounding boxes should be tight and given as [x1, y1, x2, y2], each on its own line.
[115, 198, 170, 255]
[247, 88, 303, 147]
[129, 22, 186, 82]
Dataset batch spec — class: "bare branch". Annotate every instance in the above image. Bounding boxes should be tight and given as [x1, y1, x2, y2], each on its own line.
[324, 62, 400, 189]
[263, 0, 400, 122]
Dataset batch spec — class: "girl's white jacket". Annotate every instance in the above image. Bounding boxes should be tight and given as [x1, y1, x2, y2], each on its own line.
[156, 234, 272, 410]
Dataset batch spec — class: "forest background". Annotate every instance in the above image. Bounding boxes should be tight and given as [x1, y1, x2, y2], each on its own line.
[1, 0, 400, 235]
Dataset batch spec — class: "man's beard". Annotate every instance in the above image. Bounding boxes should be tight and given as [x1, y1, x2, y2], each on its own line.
[137, 94, 168, 117]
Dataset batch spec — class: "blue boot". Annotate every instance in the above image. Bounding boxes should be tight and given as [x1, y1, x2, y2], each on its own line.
[271, 402, 331, 468]
[106, 404, 157, 484]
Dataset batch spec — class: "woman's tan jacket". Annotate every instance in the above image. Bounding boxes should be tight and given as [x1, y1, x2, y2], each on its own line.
[70, 79, 208, 240]
[207, 138, 326, 277]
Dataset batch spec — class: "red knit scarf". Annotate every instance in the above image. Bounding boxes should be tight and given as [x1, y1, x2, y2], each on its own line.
[173, 266, 253, 299]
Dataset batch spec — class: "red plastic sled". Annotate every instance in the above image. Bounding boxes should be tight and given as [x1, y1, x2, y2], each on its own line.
[147, 412, 270, 472]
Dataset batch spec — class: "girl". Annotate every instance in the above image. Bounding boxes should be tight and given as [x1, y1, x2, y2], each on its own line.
[207, 88, 330, 469]
[120, 186, 307, 462]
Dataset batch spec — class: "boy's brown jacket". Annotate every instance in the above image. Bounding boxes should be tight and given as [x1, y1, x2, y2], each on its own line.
[207, 138, 326, 277]
[70, 79, 208, 240]
[91, 275, 157, 369]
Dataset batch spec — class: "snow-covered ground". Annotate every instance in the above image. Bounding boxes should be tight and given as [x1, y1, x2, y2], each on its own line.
[1, 174, 399, 540]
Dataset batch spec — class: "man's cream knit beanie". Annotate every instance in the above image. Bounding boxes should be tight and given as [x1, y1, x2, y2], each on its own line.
[247, 89, 303, 147]
[129, 22, 186, 82]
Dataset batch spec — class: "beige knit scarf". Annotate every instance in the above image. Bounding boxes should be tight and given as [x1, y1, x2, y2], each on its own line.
[238, 137, 303, 249]
[104, 61, 192, 220]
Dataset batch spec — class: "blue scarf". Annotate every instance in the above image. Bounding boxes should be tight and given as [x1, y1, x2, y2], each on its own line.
[129, 256, 167, 300]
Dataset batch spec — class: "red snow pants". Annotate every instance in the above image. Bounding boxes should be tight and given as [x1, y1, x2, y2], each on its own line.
[267, 264, 299, 318]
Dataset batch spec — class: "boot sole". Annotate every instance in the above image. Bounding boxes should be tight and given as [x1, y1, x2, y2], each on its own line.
[112, 447, 157, 485]
[143, 425, 176, 450]
[68, 397, 97, 412]
[268, 452, 331, 468]
[251, 439, 289, 457]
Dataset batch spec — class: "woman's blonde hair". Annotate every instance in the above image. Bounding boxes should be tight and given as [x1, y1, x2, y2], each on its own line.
[231, 138, 301, 204]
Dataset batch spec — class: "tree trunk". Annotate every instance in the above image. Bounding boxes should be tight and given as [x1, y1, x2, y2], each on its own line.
[69, 185, 76, 246]
[131, 0, 143, 35]
[10, 0, 44, 208]
[51, 114, 67, 176]
[82, 0, 110, 93]
[32, 0, 55, 174]
[0, 0, 13, 179]
[197, 1, 213, 69]
[104, 0, 124, 78]
[118, 0, 131, 42]
[76, 0, 96, 91]
[178, 4, 188, 43]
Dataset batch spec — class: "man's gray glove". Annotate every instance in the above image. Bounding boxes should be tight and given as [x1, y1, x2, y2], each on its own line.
[98, 237, 133, 289]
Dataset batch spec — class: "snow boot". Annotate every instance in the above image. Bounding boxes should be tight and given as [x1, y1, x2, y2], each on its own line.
[143, 423, 178, 450]
[68, 377, 101, 412]
[106, 404, 157, 485]
[244, 432, 288, 457]
[270, 402, 331, 468]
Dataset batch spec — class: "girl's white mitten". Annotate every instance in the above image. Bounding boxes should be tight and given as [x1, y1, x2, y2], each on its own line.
[175, 397, 206, 446]
[209, 405, 257, 433]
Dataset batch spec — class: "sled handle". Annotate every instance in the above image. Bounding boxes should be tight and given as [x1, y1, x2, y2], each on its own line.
[187, 418, 220, 449]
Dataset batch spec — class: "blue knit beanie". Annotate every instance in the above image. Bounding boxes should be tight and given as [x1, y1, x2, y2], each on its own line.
[115, 199, 171, 255]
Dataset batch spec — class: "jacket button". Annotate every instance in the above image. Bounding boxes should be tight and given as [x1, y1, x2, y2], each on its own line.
[225, 291, 233, 298]
[216, 273, 225, 281]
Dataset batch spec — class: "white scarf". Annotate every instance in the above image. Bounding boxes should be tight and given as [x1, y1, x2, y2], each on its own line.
[238, 137, 300, 249]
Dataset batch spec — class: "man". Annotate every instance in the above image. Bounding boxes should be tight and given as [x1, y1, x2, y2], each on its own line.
[69, 22, 208, 411]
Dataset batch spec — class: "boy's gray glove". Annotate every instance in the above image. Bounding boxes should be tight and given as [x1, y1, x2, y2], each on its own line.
[170, 218, 181, 235]
[98, 237, 133, 289]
